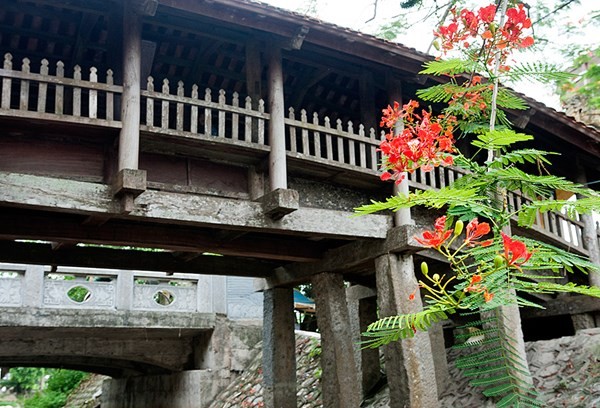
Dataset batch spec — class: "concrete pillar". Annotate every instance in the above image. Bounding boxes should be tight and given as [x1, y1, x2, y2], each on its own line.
[115, 270, 133, 310]
[262, 288, 297, 408]
[346, 285, 381, 398]
[428, 322, 449, 396]
[118, 1, 142, 171]
[267, 47, 287, 191]
[312, 272, 361, 408]
[375, 254, 439, 408]
[22, 265, 44, 308]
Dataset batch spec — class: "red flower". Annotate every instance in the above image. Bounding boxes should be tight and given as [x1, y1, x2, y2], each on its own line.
[470, 274, 482, 285]
[478, 5, 497, 23]
[483, 290, 494, 302]
[408, 291, 416, 301]
[501, 232, 532, 268]
[464, 218, 491, 245]
[416, 216, 453, 249]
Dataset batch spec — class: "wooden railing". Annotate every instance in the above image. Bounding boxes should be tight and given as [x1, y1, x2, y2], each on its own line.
[0, 53, 121, 127]
[140, 78, 269, 148]
[285, 108, 381, 171]
[0, 54, 590, 255]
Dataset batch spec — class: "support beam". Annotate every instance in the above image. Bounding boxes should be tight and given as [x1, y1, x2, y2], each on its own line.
[263, 288, 297, 408]
[312, 272, 361, 408]
[375, 254, 439, 408]
[267, 47, 287, 191]
[0, 172, 391, 240]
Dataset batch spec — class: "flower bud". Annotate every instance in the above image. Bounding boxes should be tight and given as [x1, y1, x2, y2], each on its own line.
[421, 261, 429, 275]
[454, 220, 464, 236]
[494, 255, 504, 269]
[432, 273, 440, 282]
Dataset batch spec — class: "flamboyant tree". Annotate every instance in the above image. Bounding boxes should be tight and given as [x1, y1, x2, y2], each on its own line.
[357, 2, 600, 406]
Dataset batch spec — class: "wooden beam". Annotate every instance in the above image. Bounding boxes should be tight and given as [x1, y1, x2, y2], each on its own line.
[0, 241, 278, 276]
[0, 172, 391, 239]
[262, 224, 424, 287]
[521, 295, 600, 319]
[0, 210, 327, 262]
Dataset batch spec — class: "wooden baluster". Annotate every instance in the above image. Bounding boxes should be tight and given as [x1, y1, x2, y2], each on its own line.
[37, 59, 49, 113]
[243, 96, 252, 142]
[369, 128, 378, 170]
[325, 116, 333, 160]
[358, 124, 366, 168]
[55, 61, 64, 114]
[300, 109, 310, 156]
[336, 119, 345, 163]
[204, 88, 212, 135]
[176, 81, 184, 131]
[146, 76, 154, 126]
[89, 67, 98, 119]
[430, 168, 438, 189]
[232, 92, 239, 140]
[190, 84, 198, 133]
[218, 89, 226, 137]
[20, 58, 30, 111]
[73, 65, 81, 116]
[348, 121, 356, 166]
[106, 69, 114, 121]
[311, 111, 320, 158]
[514, 191, 522, 212]
[439, 166, 446, 188]
[1, 53, 12, 109]
[448, 167, 455, 184]
[288, 107, 297, 153]
[161, 79, 169, 129]
[257, 99, 265, 144]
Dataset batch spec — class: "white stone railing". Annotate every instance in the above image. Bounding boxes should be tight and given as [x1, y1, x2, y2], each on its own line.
[0, 264, 215, 313]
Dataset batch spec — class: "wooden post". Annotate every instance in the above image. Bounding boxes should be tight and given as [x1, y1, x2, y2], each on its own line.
[119, 1, 142, 171]
[267, 47, 287, 191]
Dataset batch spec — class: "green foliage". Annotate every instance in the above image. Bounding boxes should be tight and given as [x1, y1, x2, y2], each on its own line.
[518, 197, 600, 227]
[454, 314, 542, 407]
[45, 370, 87, 394]
[17, 369, 88, 408]
[471, 130, 533, 150]
[558, 47, 600, 109]
[501, 61, 574, 84]
[24, 392, 67, 408]
[420, 59, 483, 76]
[362, 304, 452, 348]
[0, 368, 45, 395]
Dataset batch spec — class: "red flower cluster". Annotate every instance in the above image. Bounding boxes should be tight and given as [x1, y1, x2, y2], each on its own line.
[434, 3, 534, 69]
[379, 101, 456, 183]
[415, 215, 453, 249]
[465, 274, 494, 303]
[464, 218, 493, 247]
[501, 232, 532, 268]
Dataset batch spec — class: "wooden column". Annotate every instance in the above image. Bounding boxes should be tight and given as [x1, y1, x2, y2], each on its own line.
[119, 1, 142, 171]
[313, 272, 361, 408]
[376, 254, 439, 408]
[263, 287, 297, 408]
[113, 2, 147, 212]
[267, 47, 287, 191]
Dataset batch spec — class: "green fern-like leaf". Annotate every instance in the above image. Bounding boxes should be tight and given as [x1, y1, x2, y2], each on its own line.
[518, 196, 600, 227]
[472, 130, 533, 150]
[420, 58, 483, 76]
[496, 88, 529, 110]
[488, 149, 557, 169]
[501, 62, 574, 84]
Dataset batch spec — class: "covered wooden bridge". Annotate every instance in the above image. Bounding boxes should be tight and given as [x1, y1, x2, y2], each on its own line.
[0, 0, 599, 406]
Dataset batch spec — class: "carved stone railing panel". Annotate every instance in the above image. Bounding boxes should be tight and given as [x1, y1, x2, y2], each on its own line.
[43, 274, 116, 309]
[133, 281, 197, 312]
[0, 270, 23, 307]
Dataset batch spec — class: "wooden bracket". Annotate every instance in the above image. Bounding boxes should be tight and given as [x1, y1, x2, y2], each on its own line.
[260, 188, 299, 220]
[113, 168, 147, 198]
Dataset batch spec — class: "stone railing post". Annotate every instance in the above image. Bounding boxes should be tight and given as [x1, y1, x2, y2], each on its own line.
[115, 270, 133, 311]
[22, 265, 44, 308]
[196, 276, 213, 313]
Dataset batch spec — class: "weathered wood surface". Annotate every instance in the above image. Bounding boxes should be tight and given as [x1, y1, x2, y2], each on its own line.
[521, 295, 600, 319]
[0, 172, 392, 239]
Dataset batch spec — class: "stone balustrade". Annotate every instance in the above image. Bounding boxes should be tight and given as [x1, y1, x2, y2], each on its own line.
[0, 264, 214, 313]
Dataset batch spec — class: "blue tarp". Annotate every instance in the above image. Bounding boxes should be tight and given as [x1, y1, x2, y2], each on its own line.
[293, 289, 314, 305]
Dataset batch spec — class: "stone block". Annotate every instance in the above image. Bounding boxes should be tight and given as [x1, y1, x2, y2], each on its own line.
[112, 168, 147, 197]
[260, 188, 299, 220]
